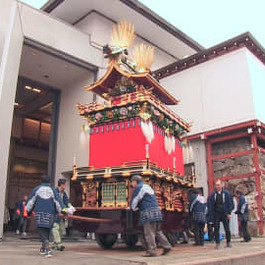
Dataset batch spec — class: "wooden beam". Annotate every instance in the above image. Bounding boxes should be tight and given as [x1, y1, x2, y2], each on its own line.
[209, 132, 250, 144]
[214, 173, 255, 181]
[17, 92, 55, 117]
[257, 134, 265, 143]
[185, 120, 256, 141]
[259, 147, 265, 155]
[212, 150, 253, 161]
[251, 133, 264, 235]
[76, 207, 127, 211]
[59, 214, 112, 223]
[260, 168, 265, 175]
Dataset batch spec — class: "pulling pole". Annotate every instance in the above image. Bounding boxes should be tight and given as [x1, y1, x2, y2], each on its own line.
[59, 214, 112, 224]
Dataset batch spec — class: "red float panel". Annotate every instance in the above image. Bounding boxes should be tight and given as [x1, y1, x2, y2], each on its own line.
[89, 118, 184, 175]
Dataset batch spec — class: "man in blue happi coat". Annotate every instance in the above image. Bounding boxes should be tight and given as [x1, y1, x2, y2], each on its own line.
[235, 190, 251, 243]
[26, 175, 66, 258]
[189, 189, 207, 246]
[130, 175, 171, 257]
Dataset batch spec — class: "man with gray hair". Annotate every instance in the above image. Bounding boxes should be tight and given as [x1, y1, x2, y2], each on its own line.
[130, 175, 171, 257]
[207, 180, 234, 249]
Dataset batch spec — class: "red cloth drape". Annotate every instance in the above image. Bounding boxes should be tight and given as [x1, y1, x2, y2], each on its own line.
[89, 119, 184, 175]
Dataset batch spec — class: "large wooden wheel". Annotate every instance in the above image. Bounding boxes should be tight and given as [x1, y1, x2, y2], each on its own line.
[123, 234, 139, 248]
[164, 232, 177, 247]
[95, 233, 118, 249]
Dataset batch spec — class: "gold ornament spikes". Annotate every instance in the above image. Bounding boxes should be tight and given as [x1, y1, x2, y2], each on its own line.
[111, 20, 135, 48]
[133, 43, 154, 73]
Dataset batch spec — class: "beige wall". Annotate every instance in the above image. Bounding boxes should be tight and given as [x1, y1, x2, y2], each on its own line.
[162, 48, 255, 136]
[0, 0, 13, 61]
[18, 3, 102, 69]
[55, 72, 95, 182]
[247, 50, 265, 123]
[0, 1, 24, 238]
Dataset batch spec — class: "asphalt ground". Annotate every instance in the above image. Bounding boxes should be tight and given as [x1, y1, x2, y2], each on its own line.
[1, 235, 265, 265]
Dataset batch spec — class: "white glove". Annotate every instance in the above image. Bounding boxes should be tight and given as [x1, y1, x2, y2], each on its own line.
[66, 205, 76, 215]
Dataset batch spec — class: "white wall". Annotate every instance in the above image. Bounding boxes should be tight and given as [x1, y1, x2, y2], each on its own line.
[0, 0, 13, 61]
[183, 139, 208, 196]
[0, 1, 24, 238]
[18, 3, 102, 68]
[247, 51, 265, 123]
[192, 140, 208, 196]
[161, 48, 255, 135]
[75, 12, 175, 74]
[55, 72, 94, 180]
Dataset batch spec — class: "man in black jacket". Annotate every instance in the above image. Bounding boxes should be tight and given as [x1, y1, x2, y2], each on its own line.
[207, 180, 234, 249]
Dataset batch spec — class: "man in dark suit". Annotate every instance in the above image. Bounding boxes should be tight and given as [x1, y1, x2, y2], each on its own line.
[207, 180, 234, 249]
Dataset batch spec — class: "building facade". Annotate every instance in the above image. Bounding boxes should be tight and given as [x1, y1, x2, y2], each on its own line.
[156, 34, 265, 234]
[1, 0, 265, 238]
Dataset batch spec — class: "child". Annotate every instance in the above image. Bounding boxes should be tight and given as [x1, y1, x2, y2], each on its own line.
[15, 195, 28, 236]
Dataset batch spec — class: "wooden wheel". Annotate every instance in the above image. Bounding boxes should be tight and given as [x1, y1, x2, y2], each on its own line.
[123, 234, 139, 248]
[164, 232, 177, 247]
[95, 233, 118, 249]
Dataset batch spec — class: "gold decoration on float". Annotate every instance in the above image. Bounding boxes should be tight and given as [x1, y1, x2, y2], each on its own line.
[133, 44, 154, 73]
[104, 20, 155, 73]
[111, 20, 135, 48]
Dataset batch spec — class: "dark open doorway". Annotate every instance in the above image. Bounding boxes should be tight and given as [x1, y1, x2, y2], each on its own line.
[6, 77, 60, 232]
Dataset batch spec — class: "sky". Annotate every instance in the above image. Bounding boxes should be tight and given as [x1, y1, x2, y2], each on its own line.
[21, 0, 48, 9]
[21, 0, 265, 49]
[139, 0, 265, 49]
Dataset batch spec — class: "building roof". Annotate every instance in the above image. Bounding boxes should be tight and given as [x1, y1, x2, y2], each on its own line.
[185, 119, 265, 142]
[153, 32, 265, 80]
[42, 0, 204, 60]
[85, 61, 179, 105]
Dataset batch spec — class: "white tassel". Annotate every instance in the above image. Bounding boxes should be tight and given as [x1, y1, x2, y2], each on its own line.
[171, 136, 176, 153]
[164, 135, 170, 154]
[141, 120, 154, 143]
[167, 136, 171, 154]
[79, 125, 87, 149]
[148, 121, 154, 142]
[164, 135, 176, 155]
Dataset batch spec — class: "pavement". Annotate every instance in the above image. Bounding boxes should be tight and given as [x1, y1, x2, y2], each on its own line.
[1, 235, 265, 265]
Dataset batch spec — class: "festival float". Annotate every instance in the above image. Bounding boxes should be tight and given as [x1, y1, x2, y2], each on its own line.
[68, 21, 195, 249]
